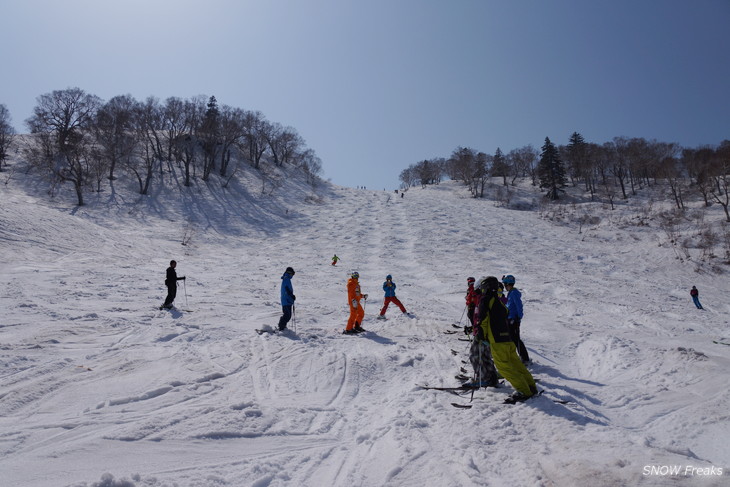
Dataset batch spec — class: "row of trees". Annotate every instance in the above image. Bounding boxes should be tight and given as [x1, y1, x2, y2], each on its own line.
[0, 88, 322, 205]
[399, 134, 730, 221]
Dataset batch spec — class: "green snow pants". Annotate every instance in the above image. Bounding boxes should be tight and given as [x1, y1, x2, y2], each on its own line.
[490, 340, 536, 397]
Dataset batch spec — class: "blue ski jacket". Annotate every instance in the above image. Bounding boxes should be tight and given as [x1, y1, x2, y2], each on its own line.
[505, 287, 523, 320]
[383, 280, 397, 297]
[280, 273, 295, 306]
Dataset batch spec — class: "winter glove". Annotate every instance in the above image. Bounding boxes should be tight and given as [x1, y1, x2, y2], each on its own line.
[463, 326, 473, 336]
[363, 294, 368, 300]
[291, 295, 296, 301]
[181, 276, 186, 280]
[351, 299, 358, 309]
[475, 325, 485, 341]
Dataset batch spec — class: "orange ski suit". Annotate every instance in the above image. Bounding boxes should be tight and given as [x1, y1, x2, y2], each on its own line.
[346, 277, 365, 331]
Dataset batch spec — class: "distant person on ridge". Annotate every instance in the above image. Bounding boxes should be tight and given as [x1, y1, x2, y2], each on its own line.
[377, 274, 409, 319]
[690, 285, 703, 309]
[278, 267, 296, 331]
[331, 254, 340, 266]
[503, 274, 530, 364]
[160, 260, 185, 310]
[477, 276, 537, 403]
[344, 271, 367, 334]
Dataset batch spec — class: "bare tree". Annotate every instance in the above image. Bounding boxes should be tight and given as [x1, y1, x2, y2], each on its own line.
[93, 94, 137, 181]
[709, 141, 730, 222]
[0, 104, 16, 171]
[239, 110, 270, 169]
[399, 166, 416, 188]
[507, 145, 538, 186]
[683, 146, 716, 207]
[298, 148, 323, 184]
[472, 152, 490, 198]
[446, 147, 479, 193]
[217, 106, 246, 177]
[25, 88, 102, 205]
[611, 137, 630, 199]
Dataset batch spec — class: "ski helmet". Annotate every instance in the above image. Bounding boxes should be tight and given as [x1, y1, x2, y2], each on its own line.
[502, 274, 515, 285]
[467, 277, 475, 283]
[479, 276, 500, 292]
[285, 266, 295, 276]
[351, 271, 359, 279]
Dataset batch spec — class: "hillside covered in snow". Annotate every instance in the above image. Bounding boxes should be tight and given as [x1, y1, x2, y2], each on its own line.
[1, 160, 729, 487]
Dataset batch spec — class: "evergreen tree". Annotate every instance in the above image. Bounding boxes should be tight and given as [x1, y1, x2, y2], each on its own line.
[537, 137, 567, 200]
[565, 131, 587, 186]
[200, 95, 221, 180]
[491, 147, 509, 186]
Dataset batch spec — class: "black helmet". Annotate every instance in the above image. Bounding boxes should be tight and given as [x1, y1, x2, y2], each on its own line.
[479, 276, 500, 292]
[285, 267, 295, 275]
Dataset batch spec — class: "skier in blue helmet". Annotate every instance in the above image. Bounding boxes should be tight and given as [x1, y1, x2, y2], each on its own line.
[502, 274, 529, 364]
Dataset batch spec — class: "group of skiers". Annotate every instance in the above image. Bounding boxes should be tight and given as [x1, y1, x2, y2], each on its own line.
[464, 275, 537, 403]
[160, 260, 535, 401]
[160, 259, 708, 404]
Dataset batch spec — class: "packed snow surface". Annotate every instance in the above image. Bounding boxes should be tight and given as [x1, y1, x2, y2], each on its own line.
[1, 174, 729, 487]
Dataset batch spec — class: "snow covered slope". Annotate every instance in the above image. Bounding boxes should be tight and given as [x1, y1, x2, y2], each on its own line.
[1, 171, 728, 487]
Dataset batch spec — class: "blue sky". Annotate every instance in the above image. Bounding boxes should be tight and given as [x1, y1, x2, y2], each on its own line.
[1, 0, 728, 190]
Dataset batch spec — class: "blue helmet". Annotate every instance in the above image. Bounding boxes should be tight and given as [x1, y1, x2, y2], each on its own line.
[502, 275, 515, 285]
[351, 271, 359, 279]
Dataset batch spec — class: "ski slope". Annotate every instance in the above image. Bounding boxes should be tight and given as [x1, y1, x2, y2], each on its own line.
[1, 171, 729, 487]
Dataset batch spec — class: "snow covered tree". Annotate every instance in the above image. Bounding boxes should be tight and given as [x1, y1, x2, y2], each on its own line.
[537, 137, 567, 200]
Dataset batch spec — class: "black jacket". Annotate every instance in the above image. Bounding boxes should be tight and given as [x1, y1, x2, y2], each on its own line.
[477, 291, 511, 343]
[165, 267, 183, 286]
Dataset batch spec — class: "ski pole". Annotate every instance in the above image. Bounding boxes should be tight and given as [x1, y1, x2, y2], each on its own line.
[292, 304, 297, 333]
[457, 305, 466, 325]
[184, 279, 188, 308]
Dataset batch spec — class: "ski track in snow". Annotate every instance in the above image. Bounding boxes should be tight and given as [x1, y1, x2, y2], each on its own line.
[1, 178, 729, 487]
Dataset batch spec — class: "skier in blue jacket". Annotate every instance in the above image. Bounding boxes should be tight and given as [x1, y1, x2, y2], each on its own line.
[378, 274, 408, 318]
[278, 267, 296, 331]
[503, 275, 530, 364]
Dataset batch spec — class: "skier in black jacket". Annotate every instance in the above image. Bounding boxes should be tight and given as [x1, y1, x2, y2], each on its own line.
[161, 260, 185, 309]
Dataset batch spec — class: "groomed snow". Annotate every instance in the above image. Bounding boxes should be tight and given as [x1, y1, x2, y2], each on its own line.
[1, 166, 728, 487]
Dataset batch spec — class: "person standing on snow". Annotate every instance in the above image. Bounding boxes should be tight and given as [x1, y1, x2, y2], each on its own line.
[465, 277, 481, 326]
[477, 276, 537, 403]
[160, 260, 185, 310]
[377, 274, 408, 319]
[690, 285, 703, 309]
[464, 287, 499, 389]
[278, 267, 296, 331]
[344, 271, 367, 334]
[503, 275, 530, 364]
[331, 254, 340, 266]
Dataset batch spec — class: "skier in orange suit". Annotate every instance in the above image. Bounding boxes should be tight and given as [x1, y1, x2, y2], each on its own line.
[344, 271, 367, 334]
